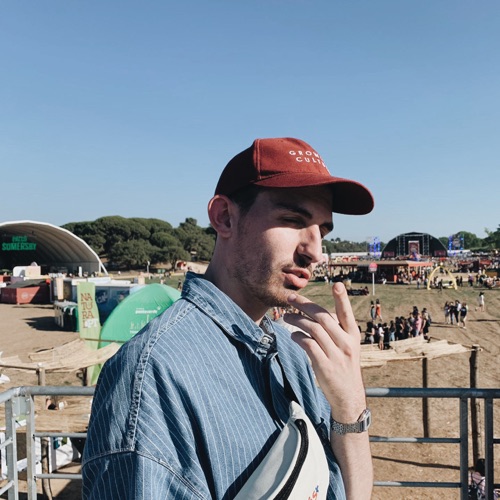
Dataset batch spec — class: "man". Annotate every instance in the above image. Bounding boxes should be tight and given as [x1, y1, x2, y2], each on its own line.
[82, 137, 374, 499]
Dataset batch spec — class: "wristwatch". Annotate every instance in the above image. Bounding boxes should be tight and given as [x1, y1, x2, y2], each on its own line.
[330, 408, 372, 435]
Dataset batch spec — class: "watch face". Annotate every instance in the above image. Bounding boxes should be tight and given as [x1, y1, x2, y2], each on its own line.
[331, 408, 371, 434]
[358, 409, 371, 432]
[359, 408, 371, 422]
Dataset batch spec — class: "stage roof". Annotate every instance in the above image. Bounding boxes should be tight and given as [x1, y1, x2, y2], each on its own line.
[0, 220, 107, 275]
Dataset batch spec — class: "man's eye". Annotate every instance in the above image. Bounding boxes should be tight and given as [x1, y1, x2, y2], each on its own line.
[283, 218, 303, 226]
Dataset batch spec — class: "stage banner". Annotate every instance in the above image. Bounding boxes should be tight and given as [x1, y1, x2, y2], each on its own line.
[408, 240, 420, 255]
[409, 240, 421, 260]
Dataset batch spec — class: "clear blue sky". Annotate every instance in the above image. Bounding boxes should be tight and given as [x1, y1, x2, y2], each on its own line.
[2, 1, 499, 244]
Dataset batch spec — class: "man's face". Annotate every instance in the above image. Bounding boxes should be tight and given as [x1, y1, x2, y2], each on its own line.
[231, 186, 333, 311]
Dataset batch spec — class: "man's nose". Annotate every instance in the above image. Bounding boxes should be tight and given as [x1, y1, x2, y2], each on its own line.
[298, 226, 324, 264]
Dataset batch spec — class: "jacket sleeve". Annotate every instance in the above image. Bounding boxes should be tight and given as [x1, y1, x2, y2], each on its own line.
[82, 451, 209, 500]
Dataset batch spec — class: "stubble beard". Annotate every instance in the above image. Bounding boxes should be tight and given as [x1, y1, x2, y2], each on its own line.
[233, 255, 296, 309]
[232, 215, 312, 310]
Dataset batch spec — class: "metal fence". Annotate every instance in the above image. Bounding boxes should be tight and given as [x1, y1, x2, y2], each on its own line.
[0, 386, 498, 499]
[366, 387, 500, 499]
[0, 386, 93, 499]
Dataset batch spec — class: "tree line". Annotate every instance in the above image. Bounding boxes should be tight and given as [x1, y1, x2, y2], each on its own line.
[63, 216, 215, 271]
[437, 228, 500, 251]
[63, 216, 500, 271]
[324, 227, 500, 255]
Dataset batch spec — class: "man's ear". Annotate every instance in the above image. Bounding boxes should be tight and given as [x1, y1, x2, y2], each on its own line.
[207, 195, 236, 239]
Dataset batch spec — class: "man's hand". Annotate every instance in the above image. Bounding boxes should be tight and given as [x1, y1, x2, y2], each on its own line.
[285, 282, 373, 499]
[284, 282, 366, 424]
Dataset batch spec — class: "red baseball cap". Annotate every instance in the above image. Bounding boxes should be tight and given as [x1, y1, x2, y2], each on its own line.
[214, 137, 374, 215]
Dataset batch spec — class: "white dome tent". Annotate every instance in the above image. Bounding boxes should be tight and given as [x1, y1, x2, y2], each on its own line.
[0, 220, 107, 276]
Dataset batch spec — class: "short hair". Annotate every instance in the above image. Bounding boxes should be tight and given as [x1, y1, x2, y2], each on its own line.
[227, 184, 265, 216]
[475, 458, 485, 476]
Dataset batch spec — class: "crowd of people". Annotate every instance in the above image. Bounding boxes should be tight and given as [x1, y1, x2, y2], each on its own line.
[478, 274, 500, 289]
[362, 290, 487, 349]
[363, 301, 432, 349]
[273, 289, 488, 351]
[442, 291, 486, 328]
[434, 272, 500, 290]
[273, 300, 433, 351]
[443, 299, 469, 328]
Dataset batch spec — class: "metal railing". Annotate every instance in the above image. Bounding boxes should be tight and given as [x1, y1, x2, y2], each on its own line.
[0, 386, 94, 499]
[366, 387, 500, 499]
[0, 386, 498, 499]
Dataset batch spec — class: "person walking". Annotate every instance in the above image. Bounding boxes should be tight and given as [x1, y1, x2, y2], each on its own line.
[454, 300, 461, 325]
[444, 301, 450, 324]
[422, 308, 432, 337]
[414, 311, 423, 336]
[377, 324, 385, 350]
[369, 300, 376, 321]
[459, 302, 468, 328]
[375, 298, 383, 321]
[449, 301, 456, 325]
[475, 291, 485, 312]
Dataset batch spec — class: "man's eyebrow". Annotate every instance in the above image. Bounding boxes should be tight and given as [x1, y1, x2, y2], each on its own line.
[274, 201, 334, 233]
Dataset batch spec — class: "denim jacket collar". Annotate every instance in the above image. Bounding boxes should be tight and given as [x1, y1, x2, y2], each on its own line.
[182, 272, 277, 359]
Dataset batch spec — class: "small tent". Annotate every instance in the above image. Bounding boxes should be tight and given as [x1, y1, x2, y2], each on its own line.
[99, 283, 181, 348]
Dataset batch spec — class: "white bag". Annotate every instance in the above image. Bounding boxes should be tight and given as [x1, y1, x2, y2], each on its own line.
[234, 401, 329, 500]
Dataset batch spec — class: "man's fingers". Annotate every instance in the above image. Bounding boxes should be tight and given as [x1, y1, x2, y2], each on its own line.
[331, 282, 359, 336]
[286, 293, 331, 321]
[285, 293, 339, 337]
[286, 284, 359, 338]
[285, 293, 351, 353]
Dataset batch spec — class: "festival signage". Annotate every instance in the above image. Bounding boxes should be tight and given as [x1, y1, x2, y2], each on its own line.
[77, 281, 101, 337]
[368, 262, 377, 296]
[1, 235, 36, 251]
[77, 281, 101, 384]
[408, 240, 420, 255]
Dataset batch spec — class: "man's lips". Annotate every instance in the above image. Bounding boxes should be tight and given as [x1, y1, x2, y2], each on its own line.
[283, 268, 311, 289]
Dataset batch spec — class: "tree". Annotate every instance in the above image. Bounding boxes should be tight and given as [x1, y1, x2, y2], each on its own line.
[175, 218, 215, 261]
[108, 240, 156, 269]
[94, 216, 151, 256]
[484, 225, 500, 250]
[63, 216, 210, 269]
[459, 231, 482, 250]
[324, 238, 371, 253]
[130, 218, 173, 236]
[150, 232, 190, 269]
[438, 236, 449, 249]
[63, 221, 106, 254]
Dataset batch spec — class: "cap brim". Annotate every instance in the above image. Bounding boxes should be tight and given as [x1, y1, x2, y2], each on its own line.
[253, 174, 374, 215]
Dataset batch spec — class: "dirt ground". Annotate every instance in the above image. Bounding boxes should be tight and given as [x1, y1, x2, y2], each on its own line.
[0, 276, 498, 499]
[347, 279, 500, 500]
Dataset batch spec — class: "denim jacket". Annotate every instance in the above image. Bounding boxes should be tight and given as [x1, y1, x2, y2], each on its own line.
[82, 273, 346, 499]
